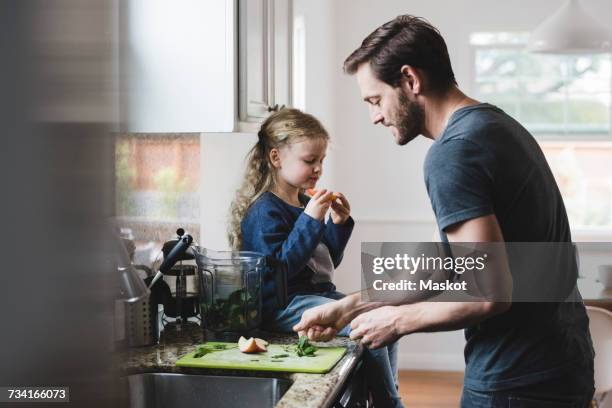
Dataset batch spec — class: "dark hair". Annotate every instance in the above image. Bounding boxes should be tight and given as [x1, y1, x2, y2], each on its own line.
[344, 15, 457, 92]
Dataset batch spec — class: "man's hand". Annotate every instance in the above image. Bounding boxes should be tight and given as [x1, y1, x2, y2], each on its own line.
[293, 297, 355, 341]
[349, 306, 401, 349]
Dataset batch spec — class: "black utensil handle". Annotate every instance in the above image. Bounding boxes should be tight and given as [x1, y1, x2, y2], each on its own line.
[159, 234, 193, 274]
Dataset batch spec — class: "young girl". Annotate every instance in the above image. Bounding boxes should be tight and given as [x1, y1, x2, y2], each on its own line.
[228, 108, 403, 408]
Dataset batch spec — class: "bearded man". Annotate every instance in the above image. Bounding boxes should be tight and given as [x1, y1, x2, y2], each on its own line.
[294, 15, 595, 407]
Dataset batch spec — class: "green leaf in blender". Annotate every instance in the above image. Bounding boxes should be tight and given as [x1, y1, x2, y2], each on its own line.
[207, 288, 259, 331]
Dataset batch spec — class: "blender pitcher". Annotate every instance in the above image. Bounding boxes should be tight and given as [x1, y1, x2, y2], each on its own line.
[193, 248, 271, 341]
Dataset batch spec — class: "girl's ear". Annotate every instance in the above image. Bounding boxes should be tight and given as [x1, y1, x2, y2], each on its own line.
[269, 148, 281, 169]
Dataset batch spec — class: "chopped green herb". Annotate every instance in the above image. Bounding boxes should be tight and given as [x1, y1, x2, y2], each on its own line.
[193, 343, 235, 358]
[270, 354, 290, 359]
[298, 335, 308, 349]
[295, 335, 317, 357]
[193, 347, 212, 358]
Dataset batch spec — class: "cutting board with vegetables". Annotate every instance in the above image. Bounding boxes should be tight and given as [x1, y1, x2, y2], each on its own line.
[175, 340, 347, 374]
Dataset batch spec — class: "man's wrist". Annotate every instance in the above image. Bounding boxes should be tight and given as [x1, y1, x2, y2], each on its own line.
[393, 304, 419, 336]
[344, 294, 388, 322]
[392, 307, 405, 337]
[339, 293, 358, 312]
[335, 293, 359, 322]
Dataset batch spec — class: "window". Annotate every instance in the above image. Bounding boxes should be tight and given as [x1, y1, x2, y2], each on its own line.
[542, 142, 612, 229]
[115, 133, 200, 265]
[471, 33, 612, 231]
[471, 32, 611, 137]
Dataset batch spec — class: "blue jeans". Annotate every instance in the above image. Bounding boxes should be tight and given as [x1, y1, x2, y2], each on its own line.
[267, 291, 404, 408]
[461, 371, 595, 408]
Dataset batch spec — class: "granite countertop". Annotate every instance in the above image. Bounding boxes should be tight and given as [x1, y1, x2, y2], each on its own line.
[117, 323, 364, 408]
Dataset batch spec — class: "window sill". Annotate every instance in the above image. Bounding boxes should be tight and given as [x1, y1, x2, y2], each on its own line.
[572, 228, 612, 242]
[115, 216, 200, 243]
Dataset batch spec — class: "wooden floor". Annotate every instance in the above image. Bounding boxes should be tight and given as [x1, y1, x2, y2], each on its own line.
[398, 370, 464, 408]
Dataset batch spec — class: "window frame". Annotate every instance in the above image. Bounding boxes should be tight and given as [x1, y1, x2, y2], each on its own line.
[469, 35, 612, 142]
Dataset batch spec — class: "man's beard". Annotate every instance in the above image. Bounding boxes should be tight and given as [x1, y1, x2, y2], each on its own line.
[394, 90, 425, 146]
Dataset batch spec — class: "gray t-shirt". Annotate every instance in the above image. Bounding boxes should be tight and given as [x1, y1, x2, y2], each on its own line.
[424, 103, 594, 391]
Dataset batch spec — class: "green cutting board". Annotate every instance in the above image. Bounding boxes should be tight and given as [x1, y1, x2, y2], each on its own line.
[176, 342, 346, 374]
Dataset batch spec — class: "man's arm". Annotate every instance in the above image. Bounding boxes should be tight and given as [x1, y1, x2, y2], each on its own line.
[349, 214, 512, 348]
[442, 213, 512, 317]
[294, 214, 512, 343]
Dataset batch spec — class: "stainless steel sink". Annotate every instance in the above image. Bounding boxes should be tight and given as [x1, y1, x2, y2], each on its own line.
[127, 373, 292, 408]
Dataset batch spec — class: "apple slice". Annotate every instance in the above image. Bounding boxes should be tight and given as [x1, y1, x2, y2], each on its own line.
[238, 337, 259, 353]
[306, 188, 338, 202]
[238, 336, 268, 353]
[254, 338, 268, 351]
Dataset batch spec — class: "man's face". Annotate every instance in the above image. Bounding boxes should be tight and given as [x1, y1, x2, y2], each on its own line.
[355, 63, 424, 145]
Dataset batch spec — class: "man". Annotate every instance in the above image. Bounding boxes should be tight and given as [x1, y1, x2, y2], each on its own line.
[293, 15, 595, 407]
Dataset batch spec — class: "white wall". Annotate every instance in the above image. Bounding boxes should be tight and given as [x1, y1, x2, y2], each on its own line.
[200, 132, 257, 250]
[201, 0, 612, 371]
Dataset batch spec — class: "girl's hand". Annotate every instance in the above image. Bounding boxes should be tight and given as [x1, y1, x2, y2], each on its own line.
[304, 189, 333, 221]
[330, 193, 351, 224]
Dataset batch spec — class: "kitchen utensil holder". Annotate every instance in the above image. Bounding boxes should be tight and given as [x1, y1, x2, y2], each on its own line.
[124, 296, 159, 347]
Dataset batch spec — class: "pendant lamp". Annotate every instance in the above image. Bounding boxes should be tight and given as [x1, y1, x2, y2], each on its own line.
[528, 0, 611, 54]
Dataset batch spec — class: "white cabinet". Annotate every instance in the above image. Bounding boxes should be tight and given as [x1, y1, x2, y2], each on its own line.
[238, 0, 293, 124]
[122, 0, 293, 132]
[122, 0, 235, 133]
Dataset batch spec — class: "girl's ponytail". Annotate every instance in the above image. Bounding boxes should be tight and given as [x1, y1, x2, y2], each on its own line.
[227, 132, 273, 250]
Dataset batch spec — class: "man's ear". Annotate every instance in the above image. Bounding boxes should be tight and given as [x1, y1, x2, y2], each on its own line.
[269, 148, 281, 169]
[400, 65, 422, 95]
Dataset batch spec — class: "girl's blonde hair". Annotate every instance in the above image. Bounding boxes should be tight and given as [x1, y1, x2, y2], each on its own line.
[228, 108, 329, 249]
